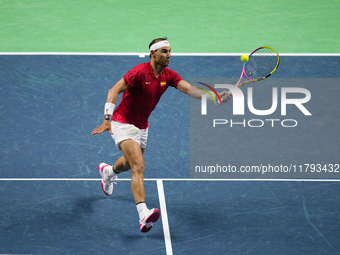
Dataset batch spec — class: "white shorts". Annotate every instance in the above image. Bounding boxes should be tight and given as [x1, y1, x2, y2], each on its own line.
[111, 121, 148, 150]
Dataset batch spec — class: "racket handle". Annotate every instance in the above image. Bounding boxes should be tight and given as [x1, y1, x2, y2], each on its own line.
[221, 93, 232, 103]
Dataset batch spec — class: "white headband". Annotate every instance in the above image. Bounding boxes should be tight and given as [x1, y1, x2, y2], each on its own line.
[149, 40, 170, 52]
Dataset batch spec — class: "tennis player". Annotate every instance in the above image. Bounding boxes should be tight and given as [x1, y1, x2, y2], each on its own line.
[91, 37, 231, 233]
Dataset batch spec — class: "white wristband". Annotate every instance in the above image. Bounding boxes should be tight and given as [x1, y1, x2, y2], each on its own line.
[104, 103, 115, 115]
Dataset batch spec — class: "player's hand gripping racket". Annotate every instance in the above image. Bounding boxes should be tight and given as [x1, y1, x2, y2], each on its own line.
[222, 46, 280, 102]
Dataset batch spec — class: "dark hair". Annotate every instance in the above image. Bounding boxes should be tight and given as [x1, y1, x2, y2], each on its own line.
[149, 37, 168, 58]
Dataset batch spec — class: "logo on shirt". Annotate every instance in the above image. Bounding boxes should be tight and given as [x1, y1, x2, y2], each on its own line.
[160, 81, 166, 86]
[146, 82, 151, 84]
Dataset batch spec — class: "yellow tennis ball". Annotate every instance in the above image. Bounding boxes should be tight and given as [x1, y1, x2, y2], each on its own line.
[240, 54, 249, 62]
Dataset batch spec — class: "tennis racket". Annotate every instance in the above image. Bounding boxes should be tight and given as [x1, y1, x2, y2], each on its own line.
[236, 46, 280, 87]
[221, 46, 279, 103]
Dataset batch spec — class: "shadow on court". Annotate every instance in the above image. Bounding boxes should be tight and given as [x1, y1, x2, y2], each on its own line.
[0, 181, 165, 254]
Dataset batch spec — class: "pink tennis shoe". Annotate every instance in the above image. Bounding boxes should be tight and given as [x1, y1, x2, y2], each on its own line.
[98, 163, 117, 196]
[139, 208, 161, 233]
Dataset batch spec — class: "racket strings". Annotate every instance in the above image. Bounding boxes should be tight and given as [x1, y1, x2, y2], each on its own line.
[245, 48, 279, 80]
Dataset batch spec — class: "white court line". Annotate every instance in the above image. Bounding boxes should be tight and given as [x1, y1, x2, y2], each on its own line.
[156, 179, 173, 255]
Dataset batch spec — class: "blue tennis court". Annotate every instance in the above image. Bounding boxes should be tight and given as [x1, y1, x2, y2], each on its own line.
[0, 54, 340, 254]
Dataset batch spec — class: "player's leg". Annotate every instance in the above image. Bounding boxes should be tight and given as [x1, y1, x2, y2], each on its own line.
[119, 139, 160, 233]
[100, 122, 159, 232]
[112, 147, 145, 174]
[119, 139, 145, 204]
[113, 124, 148, 193]
[99, 148, 145, 196]
[99, 138, 149, 216]
[99, 122, 144, 196]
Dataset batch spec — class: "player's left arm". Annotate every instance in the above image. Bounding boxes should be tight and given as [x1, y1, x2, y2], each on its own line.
[177, 80, 232, 102]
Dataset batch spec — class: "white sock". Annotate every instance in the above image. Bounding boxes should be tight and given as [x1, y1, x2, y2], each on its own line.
[106, 166, 116, 178]
[136, 202, 148, 217]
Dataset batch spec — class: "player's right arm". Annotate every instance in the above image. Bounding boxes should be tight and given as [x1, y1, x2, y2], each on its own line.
[177, 80, 232, 102]
[91, 78, 129, 135]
